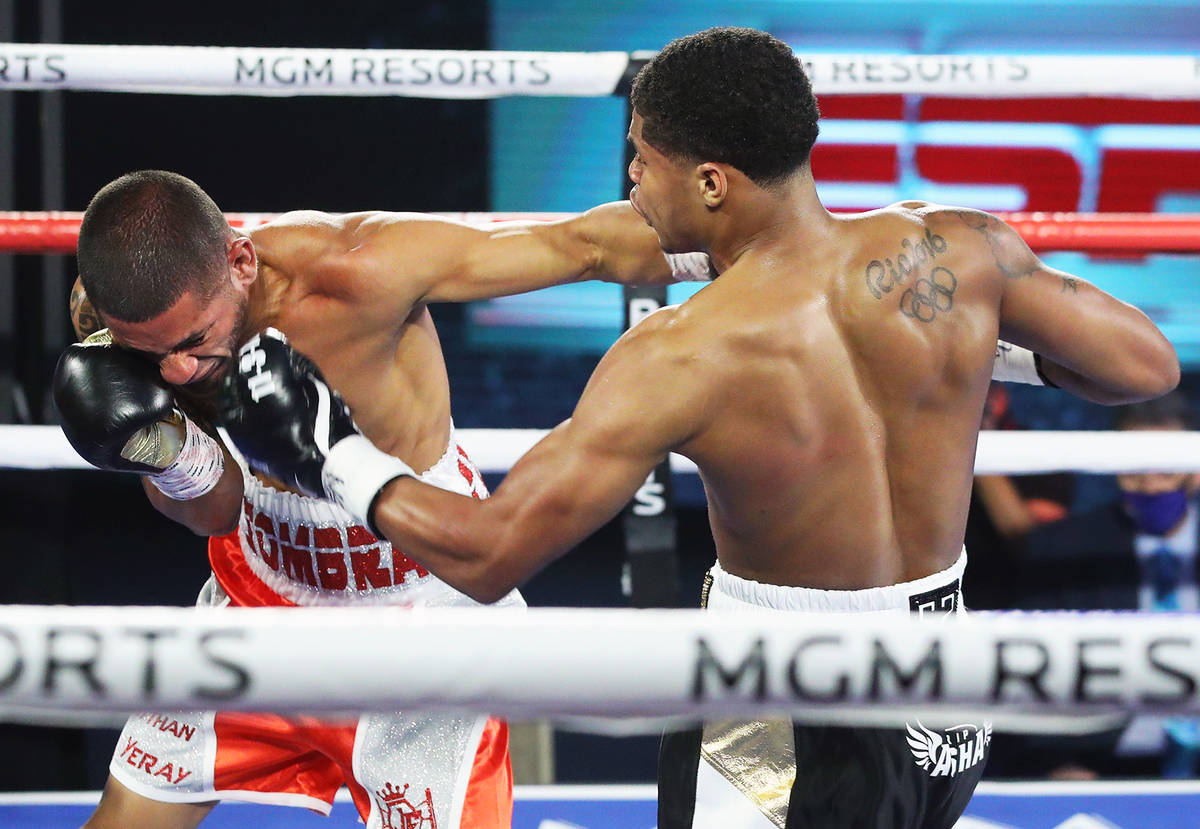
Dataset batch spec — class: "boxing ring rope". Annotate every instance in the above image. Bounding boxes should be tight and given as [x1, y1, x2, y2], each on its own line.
[1, 44, 1198, 99]
[5, 211, 1200, 256]
[7, 425, 1200, 477]
[1, 603, 1196, 734]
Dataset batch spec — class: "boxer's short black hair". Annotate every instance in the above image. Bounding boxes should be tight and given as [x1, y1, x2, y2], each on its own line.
[77, 170, 231, 322]
[630, 27, 820, 187]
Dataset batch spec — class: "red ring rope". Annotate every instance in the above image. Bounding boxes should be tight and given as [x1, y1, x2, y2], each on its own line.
[0, 211, 1198, 255]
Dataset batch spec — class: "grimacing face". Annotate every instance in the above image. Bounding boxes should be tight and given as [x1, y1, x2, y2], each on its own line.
[104, 282, 248, 393]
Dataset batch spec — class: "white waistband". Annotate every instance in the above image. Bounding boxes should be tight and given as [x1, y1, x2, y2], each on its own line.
[707, 549, 967, 616]
[233, 426, 509, 607]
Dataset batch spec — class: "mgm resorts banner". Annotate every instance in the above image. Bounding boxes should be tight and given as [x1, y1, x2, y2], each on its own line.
[1, 605, 1200, 731]
[0, 44, 1197, 99]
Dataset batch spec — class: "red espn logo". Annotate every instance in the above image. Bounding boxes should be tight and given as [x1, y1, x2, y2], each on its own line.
[813, 96, 1200, 212]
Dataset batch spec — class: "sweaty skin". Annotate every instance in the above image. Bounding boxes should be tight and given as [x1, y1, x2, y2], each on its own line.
[86, 202, 683, 537]
[75, 200, 684, 829]
[365, 117, 1178, 603]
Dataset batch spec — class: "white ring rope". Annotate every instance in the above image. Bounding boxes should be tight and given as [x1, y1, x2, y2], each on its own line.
[7, 425, 1200, 475]
[0, 604, 1192, 734]
[1, 44, 1198, 99]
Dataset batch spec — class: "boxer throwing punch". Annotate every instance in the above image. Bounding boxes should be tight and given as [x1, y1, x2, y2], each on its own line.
[53, 169, 709, 829]
[222, 28, 1180, 829]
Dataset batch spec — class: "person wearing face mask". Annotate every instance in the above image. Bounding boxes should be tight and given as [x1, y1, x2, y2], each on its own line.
[1018, 391, 1198, 613]
[996, 390, 1199, 780]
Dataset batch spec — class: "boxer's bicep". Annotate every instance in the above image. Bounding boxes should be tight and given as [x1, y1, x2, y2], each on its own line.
[983, 214, 1178, 402]
[342, 213, 589, 309]
[421, 218, 600, 303]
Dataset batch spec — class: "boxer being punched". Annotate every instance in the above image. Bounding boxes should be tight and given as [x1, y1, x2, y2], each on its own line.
[223, 29, 1181, 829]
[53, 169, 708, 829]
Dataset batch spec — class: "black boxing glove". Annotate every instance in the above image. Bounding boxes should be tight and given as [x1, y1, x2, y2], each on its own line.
[219, 329, 414, 530]
[52, 330, 225, 499]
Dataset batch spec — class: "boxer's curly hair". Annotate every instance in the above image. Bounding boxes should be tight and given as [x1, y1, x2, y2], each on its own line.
[77, 170, 232, 322]
[630, 27, 819, 187]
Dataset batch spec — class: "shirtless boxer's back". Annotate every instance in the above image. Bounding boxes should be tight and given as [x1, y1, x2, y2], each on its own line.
[661, 202, 1089, 591]
[218, 28, 1179, 829]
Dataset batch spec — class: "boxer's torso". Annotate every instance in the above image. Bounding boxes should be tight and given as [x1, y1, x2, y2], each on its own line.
[669, 202, 1003, 590]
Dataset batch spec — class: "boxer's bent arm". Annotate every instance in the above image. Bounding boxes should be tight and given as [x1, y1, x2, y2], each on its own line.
[141, 440, 244, 537]
[975, 213, 1178, 404]
[371, 317, 699, 603]
[343, 202, 680, 309]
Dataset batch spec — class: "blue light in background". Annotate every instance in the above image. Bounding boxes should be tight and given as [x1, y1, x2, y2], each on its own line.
[480, 0, 1200, 366]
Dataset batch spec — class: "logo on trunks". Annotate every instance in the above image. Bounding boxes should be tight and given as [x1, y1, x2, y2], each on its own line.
[906, 720, 991, 777]
[908, 580, 960, 616]
[374, 782, 438, 829]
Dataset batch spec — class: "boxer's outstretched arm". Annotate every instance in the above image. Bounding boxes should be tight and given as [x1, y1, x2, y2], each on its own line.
[371, 310, 701, 603]
[330, 202, 702, 310]
[959, 210, 1178, 405]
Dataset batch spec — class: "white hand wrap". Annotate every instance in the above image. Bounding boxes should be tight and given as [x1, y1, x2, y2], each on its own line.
[147, 415, 225, 501]
[992, 340, 1050, 386]
[666, 251, 714, 282]
[322, 434, 415, 533]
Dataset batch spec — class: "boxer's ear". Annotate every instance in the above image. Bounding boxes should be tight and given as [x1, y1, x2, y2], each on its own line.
[228, 236, 258, 289]
[696, 162, 728, 209]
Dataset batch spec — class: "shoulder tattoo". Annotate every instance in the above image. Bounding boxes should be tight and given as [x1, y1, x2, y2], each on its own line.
[864, 227, 958, 324]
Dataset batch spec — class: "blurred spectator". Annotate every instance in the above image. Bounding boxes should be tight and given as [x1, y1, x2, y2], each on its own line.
[995, 390, 1199, 779]
[963, 384, 1075, 609]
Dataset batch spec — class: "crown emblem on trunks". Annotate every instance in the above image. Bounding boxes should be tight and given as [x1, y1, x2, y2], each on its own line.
[374, 781, 438, 829]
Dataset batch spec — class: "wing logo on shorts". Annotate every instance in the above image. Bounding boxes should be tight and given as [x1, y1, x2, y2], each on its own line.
[374, 781, 438, 829]
[906, 720, 991, 778]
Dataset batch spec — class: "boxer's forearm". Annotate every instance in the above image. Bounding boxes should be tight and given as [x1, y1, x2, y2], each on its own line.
[142, 444, 244, 537]
[372, 478, 530, 604]
[1037, 354, 1177, 406]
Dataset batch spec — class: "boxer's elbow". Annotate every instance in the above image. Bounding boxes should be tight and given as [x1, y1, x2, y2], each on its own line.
[464, 576, 518, 606]
[458, 548, 525, 605]
[420, 521, 520, 605]
[1114, 334, 1180, 404]
[460, 531, 543, 605]
[1145, 341, 1181, 399]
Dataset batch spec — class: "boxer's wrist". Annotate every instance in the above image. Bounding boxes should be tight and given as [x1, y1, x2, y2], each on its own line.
[147, 414, 225, 500]
[992, 341, 1057, 387]
[322, 434, 416, 536]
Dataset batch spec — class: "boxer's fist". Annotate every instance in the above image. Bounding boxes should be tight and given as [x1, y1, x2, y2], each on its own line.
[219, 328, 359, 497]
[53, 332, 185, 473]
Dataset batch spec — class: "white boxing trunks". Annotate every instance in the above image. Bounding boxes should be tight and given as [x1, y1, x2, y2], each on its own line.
[659, 549, 989, 829]
[108, 430, 521, 828]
